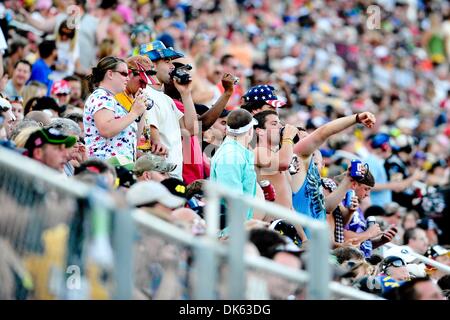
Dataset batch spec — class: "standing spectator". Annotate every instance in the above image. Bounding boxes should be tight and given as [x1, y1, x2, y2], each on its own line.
[114, 55, 155, 154]
[344, 169, 398, 258]
[2, 60, 31, 98]
[218, 54, 244, 110]
[363, 133, 423, 207]
[210, 109, 258, 221]
[28, 40, 57, 95]
[83, 56, 147, 161]
[53, 19, 81, 81]
[4, 39, 27, 78]
[140, 40, 197, 180]
[290, 112, 376, 237]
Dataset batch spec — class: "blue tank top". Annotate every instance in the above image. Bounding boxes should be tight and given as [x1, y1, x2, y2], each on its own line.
[292, 158, 326, 237]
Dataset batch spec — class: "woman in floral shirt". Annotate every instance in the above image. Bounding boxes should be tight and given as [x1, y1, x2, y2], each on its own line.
[84, 56, 147, 161]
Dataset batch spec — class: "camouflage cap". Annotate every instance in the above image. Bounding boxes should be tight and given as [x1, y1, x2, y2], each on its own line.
[133, 154, 177, 175]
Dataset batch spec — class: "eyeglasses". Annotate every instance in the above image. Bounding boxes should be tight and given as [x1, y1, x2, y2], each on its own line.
[113, 70, 129, 77]
[56, 93, 70, 97]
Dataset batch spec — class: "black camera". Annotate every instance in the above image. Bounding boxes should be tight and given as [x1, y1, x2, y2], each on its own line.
[279, 127, 300, 144]
[170, 63, 192, 84]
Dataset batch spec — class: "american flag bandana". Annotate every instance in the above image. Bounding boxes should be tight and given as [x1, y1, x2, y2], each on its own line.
[242, 85, 286, 108]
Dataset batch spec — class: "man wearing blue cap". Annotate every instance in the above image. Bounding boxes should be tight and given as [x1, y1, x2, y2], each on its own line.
[139, 41, 197, 180]
[363, 133, 423, 207]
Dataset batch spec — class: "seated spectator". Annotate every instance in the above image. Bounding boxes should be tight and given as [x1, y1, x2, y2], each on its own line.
[7, 95, 25, 122]
[2, 60, 32, 98]
[0, 96, 16, 139]
[74, 159, 117, 190]
[24, 96, 62, 118]
[25, 111, 52, 126]
[50, 80, 72, 112]
[426, 245, 450, 281]
[46, 118, 85, 176]
[127, 180, 187, 222]
[133, 153, 177, 182]
[377, 255, 410, 281]
[23, 127, 76, 172]
[388, 277, 445, 300]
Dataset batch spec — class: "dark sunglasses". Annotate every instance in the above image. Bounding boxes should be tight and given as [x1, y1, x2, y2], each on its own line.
[56, 93, 70, 97]
[113, 70, 129, 77]
[129, 69, 157, 77]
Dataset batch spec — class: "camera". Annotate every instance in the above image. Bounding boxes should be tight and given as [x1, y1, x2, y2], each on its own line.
[279, 127, 300, 144]
[170, 63, 192, 84]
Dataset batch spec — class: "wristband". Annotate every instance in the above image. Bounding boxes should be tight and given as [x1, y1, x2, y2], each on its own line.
[282, 138, 294, 145]
[356, 113, 362, 123]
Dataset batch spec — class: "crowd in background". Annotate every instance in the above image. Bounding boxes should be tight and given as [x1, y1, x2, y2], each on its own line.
[0, 0, 450, 300]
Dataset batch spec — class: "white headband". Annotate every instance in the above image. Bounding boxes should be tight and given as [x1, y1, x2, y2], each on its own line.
[226, 118, 258, 135]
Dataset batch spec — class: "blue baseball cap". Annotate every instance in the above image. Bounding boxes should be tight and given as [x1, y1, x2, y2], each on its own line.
[370, 133, 390, 149]
[242, 85, 286, 108]
[139, 40, 184, 62]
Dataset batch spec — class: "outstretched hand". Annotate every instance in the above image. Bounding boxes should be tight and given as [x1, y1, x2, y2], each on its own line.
[357, 112, 376, 128]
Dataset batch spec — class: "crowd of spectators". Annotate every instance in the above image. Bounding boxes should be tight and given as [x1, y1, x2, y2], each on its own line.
[0, 0, 449, 300]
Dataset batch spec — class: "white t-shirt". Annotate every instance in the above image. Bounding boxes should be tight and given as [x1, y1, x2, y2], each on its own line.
[144, 86, 184, 180]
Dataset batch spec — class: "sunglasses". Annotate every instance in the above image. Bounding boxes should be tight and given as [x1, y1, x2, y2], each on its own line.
[383, 259, 406, 270]
[113, 70, 129, 77]
[129, 69, 157, 77]
[56, 92, 70, 97]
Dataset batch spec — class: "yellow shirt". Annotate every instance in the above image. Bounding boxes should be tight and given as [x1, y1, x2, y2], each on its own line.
[115, 92, 152, 151]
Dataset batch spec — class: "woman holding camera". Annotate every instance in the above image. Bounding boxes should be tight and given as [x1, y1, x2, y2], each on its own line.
[84, 56, 147, 161]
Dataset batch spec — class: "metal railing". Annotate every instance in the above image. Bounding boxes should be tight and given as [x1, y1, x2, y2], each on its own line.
[132, 206, 382, 300]
[383, 243, 450, 274]
[203, 181, 382, 300]
[0, 146, 133, 299]
[0, 145, 382, 300]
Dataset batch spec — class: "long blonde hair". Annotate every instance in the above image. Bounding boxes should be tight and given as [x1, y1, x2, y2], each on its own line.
[22, 81, 48, 108]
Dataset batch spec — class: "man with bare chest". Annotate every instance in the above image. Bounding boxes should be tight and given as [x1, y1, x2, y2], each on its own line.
[253, 110, 298, 209]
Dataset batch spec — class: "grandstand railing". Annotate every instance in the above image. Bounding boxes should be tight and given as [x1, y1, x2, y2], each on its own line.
[0, 146, 133, 299]
[202, 181, 383, 300]
[133, 205, 382, 300]
[383, 243, 450, 274]
[0, 146, 381, 300]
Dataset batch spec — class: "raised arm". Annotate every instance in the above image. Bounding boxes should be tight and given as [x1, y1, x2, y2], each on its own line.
[294, 112, 376, 157]
[199, 74, 234, 131]
[175, 80, 198, 136]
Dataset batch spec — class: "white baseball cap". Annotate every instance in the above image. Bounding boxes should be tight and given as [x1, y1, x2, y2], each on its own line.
[0, 97, 16, 121]
[127, 181, 185, 208]
[384, 246, 418, 264]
